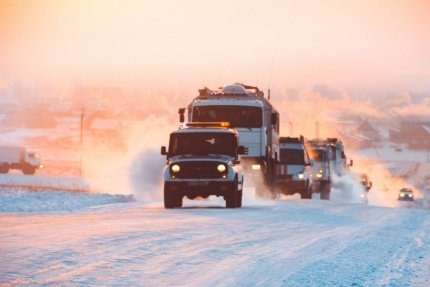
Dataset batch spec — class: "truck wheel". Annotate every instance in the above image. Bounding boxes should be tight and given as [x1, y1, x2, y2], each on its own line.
[300, 181, 312, 199]
[175, 195, 183, 208]
[236, 189, 242, 208]
[236, 179, 243, 208]
[164, 184, 176, 209]
[225, 179, 238, 208]
[22, 166, 35, 175]
[0, 164, 9, 174]
[320, 181, 331, 200]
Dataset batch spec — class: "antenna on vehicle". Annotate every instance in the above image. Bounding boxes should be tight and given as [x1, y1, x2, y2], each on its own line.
[267, 34, 280, 102]
[178, 108, 185, 123]
[316, 121, 320, 144]
[80, 107, 84, 177]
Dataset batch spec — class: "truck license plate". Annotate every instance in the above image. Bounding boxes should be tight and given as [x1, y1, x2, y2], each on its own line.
[188, 181, 209, 186]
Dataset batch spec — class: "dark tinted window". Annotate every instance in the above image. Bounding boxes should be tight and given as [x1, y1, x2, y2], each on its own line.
[280, 149, 305, 165]
[169, 133, 236, 157]
[192, 106, 262, 128]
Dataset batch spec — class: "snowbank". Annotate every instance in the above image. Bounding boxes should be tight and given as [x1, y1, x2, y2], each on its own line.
[0, 174, 89, 191]
[0, 188, 134, 213]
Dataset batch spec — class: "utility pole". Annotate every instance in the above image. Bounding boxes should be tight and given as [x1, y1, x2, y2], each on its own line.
[316, 121, 320, 143]
[427, 141, 429, 163]
[289, 121, 293, 137]
[80, 107, 84, 177]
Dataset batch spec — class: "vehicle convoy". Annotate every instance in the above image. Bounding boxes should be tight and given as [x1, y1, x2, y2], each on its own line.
[161, 122, 245, 208]
[398, 187, 414, 201]
[276, 136, 313, 199]
[0, 146, 43, 175]
[181, 83, 280, 197]
[309, 138, 352, 200]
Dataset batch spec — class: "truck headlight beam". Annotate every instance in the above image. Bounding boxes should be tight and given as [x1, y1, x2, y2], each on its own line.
[252, 164, 261, 171]
[217, 164, 226, 172]
[171, 164, 180, 173]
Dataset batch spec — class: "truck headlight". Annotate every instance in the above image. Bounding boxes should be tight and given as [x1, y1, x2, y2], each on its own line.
[217, 164, 226, 172]
[252, 164, 261, 170]
[400, 193, 405, 197]
[171, 164, 180, 173]
[298, 173, 304, 179]
[316, 173, 323, 178]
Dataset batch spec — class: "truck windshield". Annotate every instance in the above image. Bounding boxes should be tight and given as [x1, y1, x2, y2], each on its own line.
[169, 133, 236, 157]
[311, 149, 327, 162]
[280, 149, 305, 165]
[192, 106, 262, 128]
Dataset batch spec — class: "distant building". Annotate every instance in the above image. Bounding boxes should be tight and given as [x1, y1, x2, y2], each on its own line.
[88, 118, 123, 138]
[389, 122, 430, 149]
[339, 119, 381, 149]
[355, 120, 381, 142]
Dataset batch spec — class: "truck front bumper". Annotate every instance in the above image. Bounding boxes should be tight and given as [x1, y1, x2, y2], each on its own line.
[165, 181, 235, 198]
[276, 180, 308, 195]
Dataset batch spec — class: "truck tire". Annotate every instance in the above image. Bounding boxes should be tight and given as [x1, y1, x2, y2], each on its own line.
[300, 181, 312, 199]
[22, 166, 35, 175]
[236, 179, 243, 208]
[320, 181, 331, 200]
[225, 179, 238, 208]
[164, 184, 176, 209]
[0, 164, 9, 174]
[176, 195, 183, 208]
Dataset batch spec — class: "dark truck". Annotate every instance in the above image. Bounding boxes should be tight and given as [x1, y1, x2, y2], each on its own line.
[161, 122, 245, 208]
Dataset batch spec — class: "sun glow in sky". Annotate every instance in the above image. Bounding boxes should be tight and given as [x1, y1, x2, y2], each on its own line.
[1, 0, 429, 92]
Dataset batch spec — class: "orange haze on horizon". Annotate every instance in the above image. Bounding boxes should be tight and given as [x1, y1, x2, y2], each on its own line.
[1, 0, 430, 93]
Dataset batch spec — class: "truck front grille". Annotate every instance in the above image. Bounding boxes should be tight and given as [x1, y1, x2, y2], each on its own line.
[172, 162, 224, 179]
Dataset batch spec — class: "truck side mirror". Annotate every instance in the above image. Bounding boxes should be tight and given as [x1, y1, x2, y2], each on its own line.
[161, 146, 167, 156]
[349, 159, 353, 167]
[370, 181, 373, 187]
[178, 108, 185, 123]
[237, 145, 245, 155]
[271, 113, 277, 125]
[309, 159, 315, 167]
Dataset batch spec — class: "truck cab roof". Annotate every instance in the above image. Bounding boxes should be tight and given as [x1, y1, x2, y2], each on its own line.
[172, 126, 239, 136]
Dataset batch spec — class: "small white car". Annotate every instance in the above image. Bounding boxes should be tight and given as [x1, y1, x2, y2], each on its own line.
[276, 136, 313, 199]
[398, 188, 414, 201]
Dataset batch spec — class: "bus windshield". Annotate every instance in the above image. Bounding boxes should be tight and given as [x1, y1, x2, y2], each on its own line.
[192, 106, 262, 128]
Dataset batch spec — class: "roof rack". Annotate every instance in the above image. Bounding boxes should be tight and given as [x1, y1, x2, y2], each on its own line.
[280, 135, 305, 144]
[186, 122, 230, 128]
[197, 83, 264, 98]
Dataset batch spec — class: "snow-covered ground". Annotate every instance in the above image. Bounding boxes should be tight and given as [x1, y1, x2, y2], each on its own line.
[1, 133, 430, 286]
[1, 189, 429, 286]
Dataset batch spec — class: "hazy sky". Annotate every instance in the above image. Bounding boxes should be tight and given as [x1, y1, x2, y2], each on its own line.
[1, 0, 429, 92]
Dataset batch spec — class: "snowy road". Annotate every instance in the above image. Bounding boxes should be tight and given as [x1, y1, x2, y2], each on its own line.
[1, 193, 430, 287]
